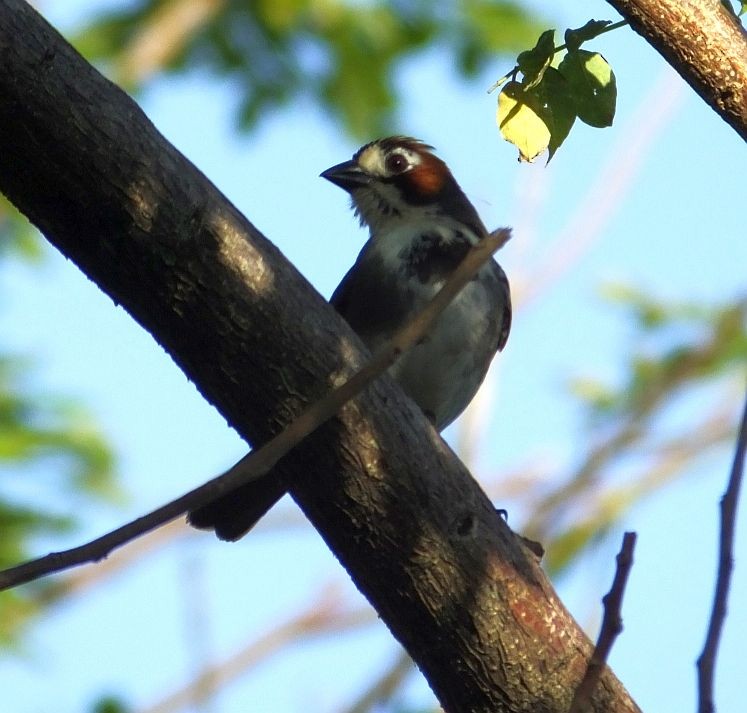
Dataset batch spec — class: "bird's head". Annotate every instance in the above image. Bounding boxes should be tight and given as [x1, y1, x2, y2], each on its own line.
[321, 136, 485, 238]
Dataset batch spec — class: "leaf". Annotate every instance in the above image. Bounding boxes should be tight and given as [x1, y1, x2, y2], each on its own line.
[497, 81, 549, 162]
[497, 69, 576, 162]
[538, 68, 577, 160]
[564, 19, 612, 51]
[558, 49, 617, 127]
[516, 29, 556, 89]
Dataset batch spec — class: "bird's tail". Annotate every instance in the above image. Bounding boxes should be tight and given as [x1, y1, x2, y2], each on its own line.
[188, 471, 288, 541]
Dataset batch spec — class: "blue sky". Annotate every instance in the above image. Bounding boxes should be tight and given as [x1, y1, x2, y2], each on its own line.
[1, 1, 745, 712]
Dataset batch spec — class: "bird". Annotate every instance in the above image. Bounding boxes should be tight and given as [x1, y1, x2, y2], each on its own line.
[188, 136, 511, 540]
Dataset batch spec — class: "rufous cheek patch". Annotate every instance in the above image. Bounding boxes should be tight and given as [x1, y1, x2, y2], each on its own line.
[408, 163, 445, 198]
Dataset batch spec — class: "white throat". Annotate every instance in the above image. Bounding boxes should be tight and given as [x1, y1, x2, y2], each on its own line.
[351, 183, 441, 236]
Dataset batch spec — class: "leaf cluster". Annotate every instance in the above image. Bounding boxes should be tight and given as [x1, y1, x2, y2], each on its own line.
[496, 20, 621, 162]
[74, 0, 544, 139]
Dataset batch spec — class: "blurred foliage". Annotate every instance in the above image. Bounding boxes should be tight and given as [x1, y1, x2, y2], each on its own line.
[90, 695, 132, 713]
[0, 219, 117, 648]
[0, 195, 43, 262]
[525, 287, 747, 574]
[74, 0, 546, 139]
[495, 19, 622, 161]
[1, 1, 744, 708]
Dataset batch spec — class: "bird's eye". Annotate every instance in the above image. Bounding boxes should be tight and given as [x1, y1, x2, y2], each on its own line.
[385, 153, 408, 174]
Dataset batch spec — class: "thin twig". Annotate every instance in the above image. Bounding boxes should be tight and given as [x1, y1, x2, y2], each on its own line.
[697, 382, 747, 713]
[569, 531, 637, 713]
[487, 20, 629, 92]
[0, 229, 511, 592]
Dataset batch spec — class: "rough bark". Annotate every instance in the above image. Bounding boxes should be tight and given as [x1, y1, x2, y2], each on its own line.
[0, 1, 639, 711]
[607, 0, 747, 141]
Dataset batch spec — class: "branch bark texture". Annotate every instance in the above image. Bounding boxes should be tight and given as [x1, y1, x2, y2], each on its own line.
[607, 0, 747, 141]
[0, 2, 638, 711]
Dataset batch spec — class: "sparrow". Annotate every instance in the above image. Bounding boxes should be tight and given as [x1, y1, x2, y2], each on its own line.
[189, 136, 511, 540]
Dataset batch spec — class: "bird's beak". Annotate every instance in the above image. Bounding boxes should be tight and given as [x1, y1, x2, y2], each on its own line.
[320, 160, 370, 191]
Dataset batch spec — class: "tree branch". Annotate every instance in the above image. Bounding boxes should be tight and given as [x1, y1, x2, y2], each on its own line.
[697, 383, 747, 713]
[570, 532, 637, 713]
[606, 0, 747, 141]
[0, 1, 638, 710]
[0, 229, 508, 591]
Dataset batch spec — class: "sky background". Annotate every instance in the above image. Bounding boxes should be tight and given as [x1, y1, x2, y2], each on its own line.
[1, 1, 745, 712]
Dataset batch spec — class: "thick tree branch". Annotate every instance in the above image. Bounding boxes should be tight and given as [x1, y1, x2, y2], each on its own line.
[0, 2, 638, 711]
[606, 0, 747, 141]
[0, 230, 509, 591]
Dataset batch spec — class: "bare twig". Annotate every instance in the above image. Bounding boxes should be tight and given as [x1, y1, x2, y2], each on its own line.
[0, 229, 510, 592]
[486, 21, 629, 93]
[569, 531, 637, 713]
[697, 383, 747, 713]
[47, 519, 193, 601]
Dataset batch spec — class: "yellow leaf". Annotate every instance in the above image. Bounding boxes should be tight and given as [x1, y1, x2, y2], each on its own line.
[496, 81, 550, 162]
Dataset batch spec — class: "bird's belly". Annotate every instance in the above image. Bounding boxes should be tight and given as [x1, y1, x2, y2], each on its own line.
[386, 277, 500, 429]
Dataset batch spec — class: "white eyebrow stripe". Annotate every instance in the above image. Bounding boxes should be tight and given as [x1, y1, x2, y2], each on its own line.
[357, 144, 422, 177]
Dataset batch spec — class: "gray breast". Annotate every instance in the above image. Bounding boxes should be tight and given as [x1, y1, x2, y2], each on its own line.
[331, 233, 511, 430]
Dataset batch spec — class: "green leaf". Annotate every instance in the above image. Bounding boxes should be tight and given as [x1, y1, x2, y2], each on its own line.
[497, 69, 576, 162]
[558, 49, 617, 127]
[564, 19, 612, 51]
[516, 29, 556, 89]
[538, 67, 577, 160]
